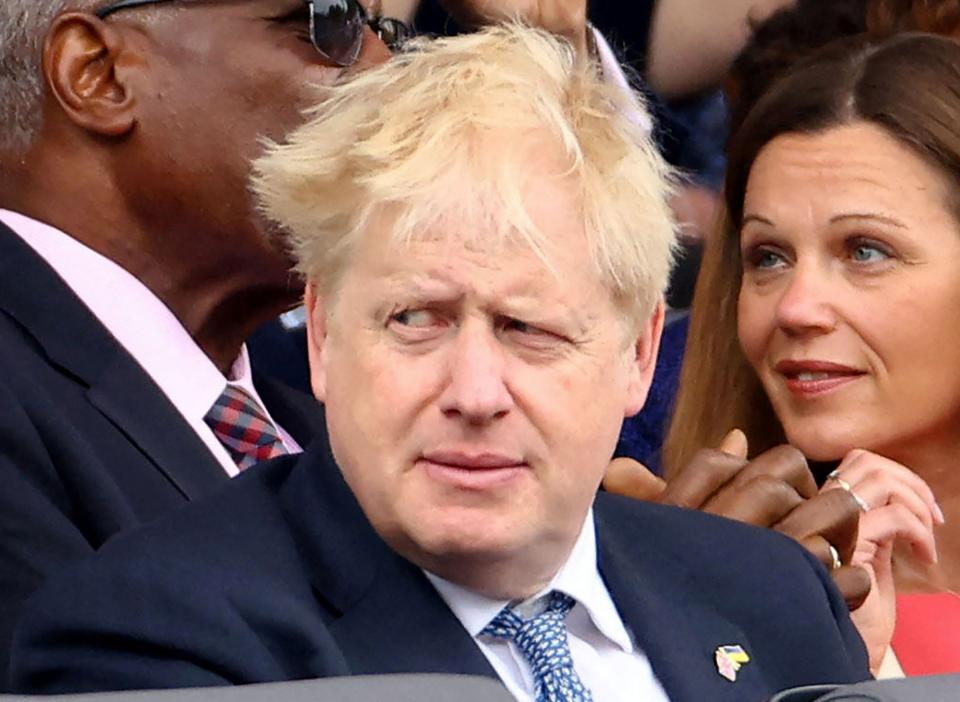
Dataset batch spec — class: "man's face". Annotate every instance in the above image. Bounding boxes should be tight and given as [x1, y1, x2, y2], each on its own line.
[109, 0, 391, 271]
[307, 179, 661, 596]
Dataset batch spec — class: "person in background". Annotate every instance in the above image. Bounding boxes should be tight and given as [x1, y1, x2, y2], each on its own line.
[10, 25, 871, 698]
[725, 0, 868, 133]
[664, 32, 960, 676]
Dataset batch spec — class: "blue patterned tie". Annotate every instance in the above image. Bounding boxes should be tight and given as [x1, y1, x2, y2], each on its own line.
[481, 591, 594, 702]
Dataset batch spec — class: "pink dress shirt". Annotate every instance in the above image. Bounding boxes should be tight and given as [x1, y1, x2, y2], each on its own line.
[0, 209, 301, 477]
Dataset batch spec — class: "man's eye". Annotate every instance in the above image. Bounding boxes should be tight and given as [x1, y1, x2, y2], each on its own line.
[501, 318, 566, 345]
[503, 318, 543, 335]
[390, 309, 439, 328]
[272, 6, 312, 32]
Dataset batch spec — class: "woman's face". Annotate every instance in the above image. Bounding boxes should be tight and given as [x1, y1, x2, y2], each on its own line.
[737, 121, 960, 462]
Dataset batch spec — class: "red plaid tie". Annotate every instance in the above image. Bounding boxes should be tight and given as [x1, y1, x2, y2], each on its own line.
[204, 385, 287, 471]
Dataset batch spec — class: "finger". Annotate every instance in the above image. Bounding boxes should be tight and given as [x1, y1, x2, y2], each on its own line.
[831, 565, 872, 612]
[717, 428, 748, 459]
[603, 458, 666, 502]
[858, 504, 938, 565]
[837, 476, 936, 532]
[836, 450, 943, 524]
[797, 533, 841, 572]
[774, 489, 861, 564]
[658, 448, 747, 509]
[702, 474, 804, 526]
[795, 534, 871, 611]
[727, 444, 818, 500]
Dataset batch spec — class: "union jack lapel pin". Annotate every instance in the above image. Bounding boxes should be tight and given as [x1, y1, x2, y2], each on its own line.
[715, 644, 750, 682]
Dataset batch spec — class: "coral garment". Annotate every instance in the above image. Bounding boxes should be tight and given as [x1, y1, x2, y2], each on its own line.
[892, 593, 960, 675]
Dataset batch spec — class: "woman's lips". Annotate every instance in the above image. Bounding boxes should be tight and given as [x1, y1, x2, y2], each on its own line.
[774, 360, 866, 398]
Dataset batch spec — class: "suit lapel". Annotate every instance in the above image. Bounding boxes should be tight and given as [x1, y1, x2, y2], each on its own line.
[328, 555, 499, 678]
[0, 223, 226, 498]
[279, 447, 497, 680]
[595, 504, 770, 702]
[86, 354, 226, 497]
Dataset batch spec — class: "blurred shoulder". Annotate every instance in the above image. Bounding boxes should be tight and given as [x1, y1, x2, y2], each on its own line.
[94, 454, 304, 570]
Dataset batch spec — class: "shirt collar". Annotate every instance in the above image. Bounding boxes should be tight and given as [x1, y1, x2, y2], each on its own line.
[425, 508, 634, 653]
[0, 208, 236, 425]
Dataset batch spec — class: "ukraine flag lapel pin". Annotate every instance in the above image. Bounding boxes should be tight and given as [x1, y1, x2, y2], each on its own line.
[715, 644, 750, 682]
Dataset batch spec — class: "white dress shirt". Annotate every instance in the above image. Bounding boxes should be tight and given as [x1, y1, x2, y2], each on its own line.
[425, 511, 670, 702]
[1, 209, 301, 477]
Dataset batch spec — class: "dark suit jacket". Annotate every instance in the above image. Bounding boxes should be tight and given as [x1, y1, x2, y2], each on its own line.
[11, 440, 870, 701]
[0, 222, 325, 687]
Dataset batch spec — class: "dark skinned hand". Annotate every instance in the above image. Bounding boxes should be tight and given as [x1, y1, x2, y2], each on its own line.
[603, 430, 872, 611]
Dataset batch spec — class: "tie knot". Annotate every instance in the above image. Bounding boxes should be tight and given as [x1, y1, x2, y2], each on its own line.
[481, 591, 578, 678]
[480, 591, 591, 701]
[204, 385, 287, 471]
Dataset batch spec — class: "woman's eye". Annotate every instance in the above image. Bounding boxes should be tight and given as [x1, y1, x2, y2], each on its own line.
[850, 241, 891, 263]
[744, 246, 788, 270]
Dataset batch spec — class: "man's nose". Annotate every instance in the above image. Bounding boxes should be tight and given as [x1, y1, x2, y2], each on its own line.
[354, 25, 393, 69]
[774, 262, 838, 336]
[439, 325, 514, 425]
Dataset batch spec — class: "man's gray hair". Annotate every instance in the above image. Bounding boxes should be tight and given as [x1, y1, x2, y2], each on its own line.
[0, 1, 76, 153]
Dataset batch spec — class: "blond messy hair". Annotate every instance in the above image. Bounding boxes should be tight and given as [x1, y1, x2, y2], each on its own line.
[252, 22, 677, 320]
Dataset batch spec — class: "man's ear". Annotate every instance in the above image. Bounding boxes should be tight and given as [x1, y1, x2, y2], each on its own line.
[42, 12, 137, 136]
[304, 283, 330, 403]
[624, 300, 665, 417]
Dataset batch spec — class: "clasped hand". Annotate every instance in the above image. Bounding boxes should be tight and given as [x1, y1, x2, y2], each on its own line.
[603, 431, 873, 612]
[438, 0, 588, 53]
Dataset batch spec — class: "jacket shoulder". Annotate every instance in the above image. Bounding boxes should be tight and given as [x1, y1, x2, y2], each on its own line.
[9, 455, 343, 692]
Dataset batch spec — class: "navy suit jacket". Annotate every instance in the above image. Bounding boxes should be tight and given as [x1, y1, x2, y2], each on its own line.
[12, 441, 870, 700]
[0, 222, 325, 687]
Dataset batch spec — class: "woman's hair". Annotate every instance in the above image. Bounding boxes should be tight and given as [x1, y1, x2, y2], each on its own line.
[252, 22, 677, 323]
[663, 32, 960, 473]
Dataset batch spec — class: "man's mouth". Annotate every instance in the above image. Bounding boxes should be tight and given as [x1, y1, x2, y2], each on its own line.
[418, 450, 528, 490]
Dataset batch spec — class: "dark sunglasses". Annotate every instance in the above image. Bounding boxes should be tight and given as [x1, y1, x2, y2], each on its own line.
[94, 0, 412, 67]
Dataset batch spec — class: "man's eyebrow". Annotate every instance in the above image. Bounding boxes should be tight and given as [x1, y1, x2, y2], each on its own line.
[388, 274, 463, 299]
[829, 213, 908, 229]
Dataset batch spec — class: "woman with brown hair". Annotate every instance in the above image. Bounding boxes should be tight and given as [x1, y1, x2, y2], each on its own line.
[663, 31, 960, 676]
